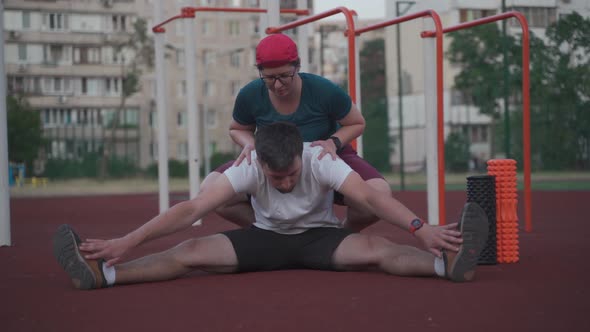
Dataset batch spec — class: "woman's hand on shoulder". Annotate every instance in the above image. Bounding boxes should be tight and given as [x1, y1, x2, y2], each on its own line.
[310, 139, 338, 161]
[233, 144, 255, 166]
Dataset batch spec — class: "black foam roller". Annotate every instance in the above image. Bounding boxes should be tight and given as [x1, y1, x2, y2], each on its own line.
[466, 175, 497, 265]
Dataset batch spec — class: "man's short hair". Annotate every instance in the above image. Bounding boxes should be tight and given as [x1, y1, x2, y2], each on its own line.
[255, 122, 303, 171]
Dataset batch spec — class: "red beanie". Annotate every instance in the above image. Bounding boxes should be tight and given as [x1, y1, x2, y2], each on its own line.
[256, 34, 299, 68]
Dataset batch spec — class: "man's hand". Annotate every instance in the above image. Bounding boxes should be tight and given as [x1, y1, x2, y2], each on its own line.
[310, 139, 338, 160]
[415, 222, 463, 258]
[233, 144, 255, 166]
[79, 237, 132, 267]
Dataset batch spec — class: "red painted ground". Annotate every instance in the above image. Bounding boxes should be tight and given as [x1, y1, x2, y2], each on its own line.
[1, 191, 589, 332]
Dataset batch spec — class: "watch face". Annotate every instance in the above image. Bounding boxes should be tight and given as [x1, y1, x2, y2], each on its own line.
[411, 219, 422, 228]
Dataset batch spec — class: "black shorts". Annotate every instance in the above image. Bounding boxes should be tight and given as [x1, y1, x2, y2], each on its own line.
[221, 226, 354, 272]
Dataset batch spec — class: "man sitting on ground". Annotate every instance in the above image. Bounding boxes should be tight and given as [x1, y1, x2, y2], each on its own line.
[53, 122, 488, 290]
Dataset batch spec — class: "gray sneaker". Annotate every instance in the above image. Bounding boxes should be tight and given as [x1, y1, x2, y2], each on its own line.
[443, 203, 489, 282]
[53, 224, 107, 290]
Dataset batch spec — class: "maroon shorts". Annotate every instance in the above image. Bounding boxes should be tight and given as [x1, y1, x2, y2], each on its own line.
[214, 144, 384, 205]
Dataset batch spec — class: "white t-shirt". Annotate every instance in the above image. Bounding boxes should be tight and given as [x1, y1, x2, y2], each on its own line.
[224, 143, 353, 234]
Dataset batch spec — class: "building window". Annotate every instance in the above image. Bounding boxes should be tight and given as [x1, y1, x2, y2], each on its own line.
[149, 111, 157, 128]
[510, 7, 556, 28]
[175, 21, 184, 36]
[22, 11, 31, 29]
[105, 78, 121, 95]
[47, 13, 68, 30]
[44, 44, 70, 65]
[8, 76, 25, 94]
[177, 142, 188, 161]
[110, 15, 128, 32]
[177, 111, 186, 127]
[18, 44, 27, 61]
[203, 80, 215, 97]
[230, 51, 241, 67]
[205, 109, 217, 128]
[459, 9, 497, 23]
[74, 46, 101, 64]
[177, 81, 186, 97]
[470, 125, 489, 143]
[228, 21, 240, 36]
[230, 80, 241, 96]
[202, 20, 211, 35]
[150, 142, 158, 160]
[203, 50, 216, 66]
[175, 49, 185, 66]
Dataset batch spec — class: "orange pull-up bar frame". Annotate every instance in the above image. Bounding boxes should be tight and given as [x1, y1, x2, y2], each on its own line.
[354, 10, 446, 226]
[152, 7, 310, 33]
[423, 11, 532, 232]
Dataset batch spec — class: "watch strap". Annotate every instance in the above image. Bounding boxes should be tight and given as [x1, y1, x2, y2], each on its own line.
[409, 218, 425, 235]
[329, 136, 342, 152]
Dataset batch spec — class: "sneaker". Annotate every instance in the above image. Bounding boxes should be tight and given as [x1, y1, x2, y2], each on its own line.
[53, 224, 108, 290]
[443, 203, 489, 282]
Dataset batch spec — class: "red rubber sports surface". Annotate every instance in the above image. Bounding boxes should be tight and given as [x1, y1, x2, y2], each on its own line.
[2, 191, 589, 332]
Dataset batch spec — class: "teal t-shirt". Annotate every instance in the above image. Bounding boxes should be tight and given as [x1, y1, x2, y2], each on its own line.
[232, 72, 352, 141]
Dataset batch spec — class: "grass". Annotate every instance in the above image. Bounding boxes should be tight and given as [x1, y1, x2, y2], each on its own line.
[9, 171, 590, 198]
[385, 171, 590, 191]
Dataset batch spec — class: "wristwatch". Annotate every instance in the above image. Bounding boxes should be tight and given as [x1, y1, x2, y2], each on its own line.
[329, 136, 342, 152]
[409, 218, 425, 235]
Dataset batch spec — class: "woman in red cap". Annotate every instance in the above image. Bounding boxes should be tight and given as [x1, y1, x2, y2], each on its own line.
[202, 33, 391, 231]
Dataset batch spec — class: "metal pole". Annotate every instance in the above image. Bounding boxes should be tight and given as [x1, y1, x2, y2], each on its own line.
[0, 1, 11, 246]
[267, 0, 280, 27]
[395, 1, 415, 190]
[396, 2, 405, 191]
[184, 14, 200, 199]
[203, 106, 211, 175]
[297, 0, 309, 72]
[319, 25, 325, 76]
[502, 0, 510, 158]
[423, 17, 439, 225]
[154, 0, 169, 212]
[353, 13, 363, 157]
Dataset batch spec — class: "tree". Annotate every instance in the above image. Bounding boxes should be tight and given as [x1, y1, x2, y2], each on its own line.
[533, 12, 590, 169]
[444, 132, 470, 172]
[359, 38, 391, 172]
[447, 13, 590, 170]
[99, 18, 154, 178]
[7, 95, 43, 171]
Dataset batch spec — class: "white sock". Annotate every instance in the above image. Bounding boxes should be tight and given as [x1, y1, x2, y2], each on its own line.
[102, 264, 116, 286]
[434, 257, 445, 277]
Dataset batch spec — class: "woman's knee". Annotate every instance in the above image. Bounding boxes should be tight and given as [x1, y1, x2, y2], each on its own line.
[366, 178, 391, 194]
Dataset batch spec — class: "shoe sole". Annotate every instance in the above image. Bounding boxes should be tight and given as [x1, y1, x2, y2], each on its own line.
[53, 224, 97, 290]
[448, 203, 489, 282]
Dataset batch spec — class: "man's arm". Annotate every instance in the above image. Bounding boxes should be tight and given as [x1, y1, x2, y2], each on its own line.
[81, 175, 237, 265]
[337, 172, 462, 257]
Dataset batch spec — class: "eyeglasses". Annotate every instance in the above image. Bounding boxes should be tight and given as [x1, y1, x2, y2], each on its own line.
[259, 70, 297, 85]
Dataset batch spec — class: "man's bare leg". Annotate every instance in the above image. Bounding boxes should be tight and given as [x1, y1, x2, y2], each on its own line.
[114, 234, 238, 285]
[342, 178, 392, 232]
[332, 234, 437, 277]
[200, 171, 255, 227]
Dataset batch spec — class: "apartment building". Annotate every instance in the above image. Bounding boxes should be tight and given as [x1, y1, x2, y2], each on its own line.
[384, 0, 589, 172]
[4, 0, 313, 172]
